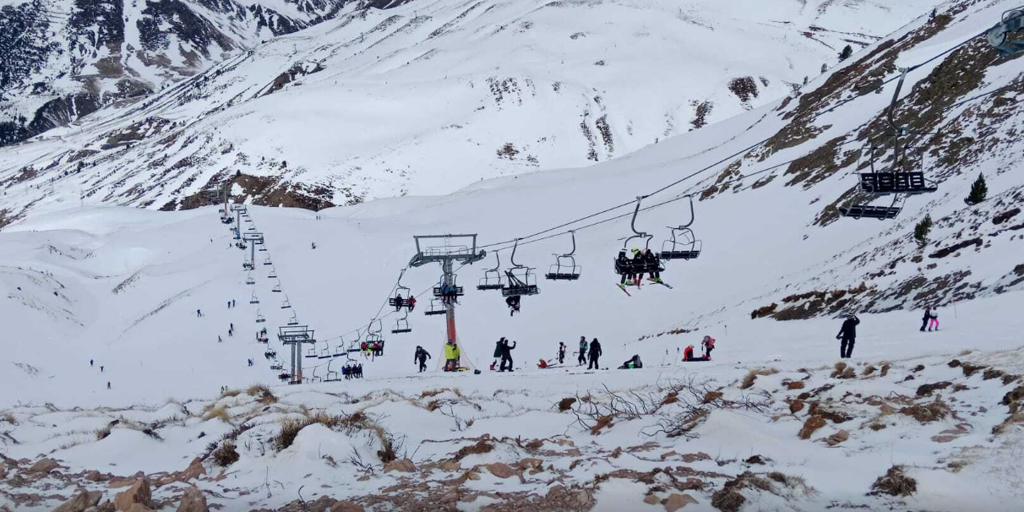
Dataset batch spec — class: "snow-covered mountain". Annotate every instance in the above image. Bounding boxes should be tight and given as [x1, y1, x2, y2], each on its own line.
[0, 0, 939, 223]
[0, 0, 412, 147]
[5, 0, 1024, 510]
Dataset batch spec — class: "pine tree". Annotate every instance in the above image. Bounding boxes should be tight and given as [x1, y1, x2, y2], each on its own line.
[964, 173, 988, 205]
[914, 215, 933, 245]
[839, 45, 853, 62]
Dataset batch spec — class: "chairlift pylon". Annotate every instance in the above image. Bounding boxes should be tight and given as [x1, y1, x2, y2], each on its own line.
[988, 8, 1024, 55]
[544, 230, 582, 281]
[477, 252, 506, 290]
[660, 195, 702, 261]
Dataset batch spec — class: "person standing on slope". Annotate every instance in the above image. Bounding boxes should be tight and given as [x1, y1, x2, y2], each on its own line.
[588, 338, 603, 370]
[414, 346, 431, 373]
[558, 342, 566, 365]
[920, 308, 932, 332]
[499, 339, 517, 372]
[578, 337, 588, 366]
[701, 335, 716, 360]
[836, 315, 860, 358]
[928, 310, 939, 331]
[444, 340, 461, 372]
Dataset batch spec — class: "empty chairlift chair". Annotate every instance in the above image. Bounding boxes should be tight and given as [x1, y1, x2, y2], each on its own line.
[268, 266, 278, 279]
[545, 231, 582, 281]
[287, 312, 299, 326]
[263, 255, 272, 266]
[272, 281, 282, 293]
[839, 69, 938, 221]
[477, 252, 506, 290]
[281, 295, 292, 309]
[246, 272, 256, 285]
[424, 298, 447, 316]
[306, 346, 318, 358]
[660, 196, 702, 261]
[250, 291, 260, 304]
[392, 317, 411, 334]
[255, 309, 266, 323]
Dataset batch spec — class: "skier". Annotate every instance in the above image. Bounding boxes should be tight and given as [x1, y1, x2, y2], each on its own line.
[499, 339, 517, 372]
[414, 346, 431, 373]
[505, 295, 521, 316]
[100, 365, 104, 373]
[218, 335, 222, 343]
[618, 354, 643, 369]
[558, 342, 566, 365]
[616, 250, 634, 288]
[443, 340, 461, 372]
[107, 382, 111, 390]
[631, 249, 645, 286]
[311, 242, 317, 250]
[920, 308, 932, 332]
[643, 248, 661, 283]
[492, 338, 505, 370]
[90, 359, 94, 367]
[394, 294, 404, 312]
[227, 300, 231, 309]
[683, 345, 696, 362]
[929, 311, 940, 331]
[196, 309, 203, 317]
[836, 315, 860, 358]
[578, 337, 588, 366]
[701, 335, 716, 360]
[232, 299, 236, 308]
[587, 338, 602, 370]
[406, 296, 417, 312]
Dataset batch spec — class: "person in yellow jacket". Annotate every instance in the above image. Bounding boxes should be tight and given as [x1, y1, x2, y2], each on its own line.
[444, 340, 461, 371]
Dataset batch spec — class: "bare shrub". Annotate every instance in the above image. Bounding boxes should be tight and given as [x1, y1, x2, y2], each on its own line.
[212, 442, 239, 467]
[740, 367, 779, 389]
[202, 405, 231, 424]
[900, 397, 950, 423]
[798, 415, 827, 440]
[558, 397, 577, 412]
[0, 411, 16, 425]
[246, 385, 277, 404]
[220, 388, 240, 398]
[274, 411, 403, 464]
[870, 465, 916, 496]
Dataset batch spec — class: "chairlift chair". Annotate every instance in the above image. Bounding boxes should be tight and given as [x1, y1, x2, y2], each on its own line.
[988, 8, 1024, 55]
[319, 346, 332, 359]
[614, 197, 666, 277]
[245, 272, 255, 285]
[544, 231, 582, 281]
[433, 275, 465, 299]
[272, 281, 282, 293]
[392, 317, 412, 334]
[281, 295, 292, 309]
[305, 346, 318, 358]
[501, 239, 540, 297]
[249, 291, 260, 304]
[287, 312, 299, 326]
[477, 252, 506, 290]
[660, 196, 702, 261]
[255, 309, 265, 323]
[388, 270, 415, 310]
[263, 255, 272, 266]
[424, 298, 447, 316]
[268, 266, 278, 279]
[258, 245, 267, 252]
[840, 69, 938, 221]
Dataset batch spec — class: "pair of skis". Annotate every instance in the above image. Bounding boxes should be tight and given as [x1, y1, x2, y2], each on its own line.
[617, 277, 672, 296]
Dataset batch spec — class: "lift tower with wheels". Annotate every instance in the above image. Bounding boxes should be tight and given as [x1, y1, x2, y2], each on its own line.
[409, 235, 485, 370]
[279, 325, 316, 385]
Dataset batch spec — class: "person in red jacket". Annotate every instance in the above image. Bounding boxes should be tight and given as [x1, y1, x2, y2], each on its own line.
[701, 336, 716, 360]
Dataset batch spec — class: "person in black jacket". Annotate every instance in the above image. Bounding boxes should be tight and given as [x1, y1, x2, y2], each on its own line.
[414, 346, 431, 373]
[499, 339, 517, 372]
[588, 338, 603, 369]
[836, 315, 860, 358]
[920, 308, 932, 332]
[643, 248, 661, 283]
[558, 342, 566, 364]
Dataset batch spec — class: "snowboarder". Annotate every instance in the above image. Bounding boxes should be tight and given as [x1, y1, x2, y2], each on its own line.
[499, 339, 517, 372]
[558, 342, 566, 364]
[701, 335, 716, 360]
[414, 346, 431, 372]
[588, 338, 602, 370]
[444, 340, 461, 372]
[920, 308, 932, 332]
[578, 337, 588, 366]
[505, 295, 521, 316]
[619, 354, 643, 369]
[836, 315, 860, 358]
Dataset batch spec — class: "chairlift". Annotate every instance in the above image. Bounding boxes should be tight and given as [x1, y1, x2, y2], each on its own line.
[840, 69, 938, 221]
[477, 252, 506, 290]
[287, 311, 299, 326]
[325, 360, 340, 382]
[263, 255, 272, 266]
[305, 346, 318, 358]
[424, 298, 447, 316]
[433, 275, 465, 300]
[264, 349, 277, 359]
[281, 295, 292, 309]
[544, 230, 582, 281]
[318, 346, 332, 359]
[255, 309, 266, 323]
[392, 317, 412, 334]
[245, 272, 255, 285]
[388, 270, 415, 311]
[988, 8, 1024, 55]
[501, 239, 540, 297]
[247, 226, 256, 231]
[310, 366, 322, 384]
[268, 266, 278, 279]
[270, 363, 283, 371]
[258, 245, 267, 252]
[249, 291, 260, 304]
[272, 281, 282, 293]
[660, 196, 702, 261]
[614, 197, 665, 277]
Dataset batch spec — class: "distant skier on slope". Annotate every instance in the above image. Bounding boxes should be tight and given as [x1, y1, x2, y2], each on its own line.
[920, 308, 933, 332]
[701, 335, 716, 360]
[929, 312, 939, 331]
[587, 338, 602, 370]
[836, 315, 860, 358]
[558, 342, 566, 365]
[578, 337, 588, 366]
[414, 346, 431, 373]
[618, 354, 643, 369]
[499, 339, 517, 372]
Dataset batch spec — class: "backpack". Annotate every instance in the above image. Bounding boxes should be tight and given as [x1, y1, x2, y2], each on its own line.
[706, 337, 716, 349]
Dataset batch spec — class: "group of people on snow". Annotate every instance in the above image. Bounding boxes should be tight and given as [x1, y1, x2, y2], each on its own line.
[492, 338, 517, 372]
[921, 307, 940, 332]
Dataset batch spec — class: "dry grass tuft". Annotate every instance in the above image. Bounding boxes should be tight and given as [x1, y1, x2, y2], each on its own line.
[740, 367, 779, 389]
[830, 362, 856, 379]
[870, 465, 916, 496]
[900, 396, 950, 423]
[558, 397, 577, 412]
[798, 415, 827, 440]
[220, 388, 241, 398]
[274, 411, 400, 463]
[862, 365, 877, 377]
[95, 425, 111, 440]
[202, 405, 232, 424]
[246, 384, 277, 404]
[0, 411, 16, 425]
[212, 442, 239, 467]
